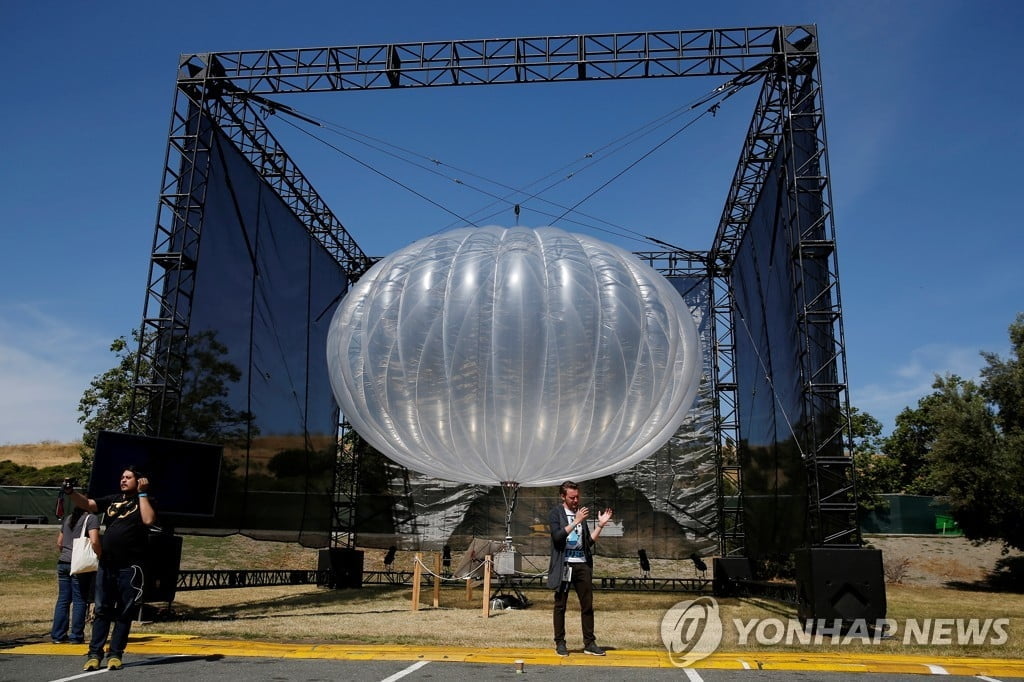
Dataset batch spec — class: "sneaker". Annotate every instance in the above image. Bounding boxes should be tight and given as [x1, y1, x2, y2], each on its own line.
[107, 657, 123, 670]
[83, 658, 100, 671]
[583, 642, 606, 656]
[555, 641, 569, 656]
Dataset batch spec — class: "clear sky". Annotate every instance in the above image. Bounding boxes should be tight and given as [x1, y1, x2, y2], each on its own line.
[1, 1, 1021, 445]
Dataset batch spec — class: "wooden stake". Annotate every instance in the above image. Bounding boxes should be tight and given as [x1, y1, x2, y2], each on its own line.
[432, 552, 441, 608]
[482, 555, 492, 618]
[411, 552, 422, 611]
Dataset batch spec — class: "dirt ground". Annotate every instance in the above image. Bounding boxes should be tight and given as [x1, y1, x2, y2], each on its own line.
[865, 534, 1020, 588]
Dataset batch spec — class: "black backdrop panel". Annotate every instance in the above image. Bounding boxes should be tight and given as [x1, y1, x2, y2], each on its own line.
[731, 138, 809, 558]
[90, 431, 222, 518]
[175, 122, 348, 546]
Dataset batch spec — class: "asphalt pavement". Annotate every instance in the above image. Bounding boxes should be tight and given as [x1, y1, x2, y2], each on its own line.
[4, 636, 1024, 682]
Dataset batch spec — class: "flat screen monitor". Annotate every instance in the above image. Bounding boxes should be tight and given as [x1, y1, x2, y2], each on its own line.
[90, 431, 223, 517]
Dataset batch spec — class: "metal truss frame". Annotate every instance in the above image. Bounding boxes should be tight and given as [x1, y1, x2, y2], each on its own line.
[132, 24, 857, 555]
[175, 568, 712, 593]
[705, 27, 857, 552]
[332, 424, 420, 550]
[181, 27, 786, 94]
[330, 422, 361, 549]
[774, 49, 859, 547]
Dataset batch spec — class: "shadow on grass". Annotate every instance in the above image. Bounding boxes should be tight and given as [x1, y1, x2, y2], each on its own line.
[946, 555, 1024, 593]
[0, 634, 52, 649]
[734, 596, 796, 619]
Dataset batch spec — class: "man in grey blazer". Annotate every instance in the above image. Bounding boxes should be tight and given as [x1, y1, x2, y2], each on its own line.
[547, 480, 613, 657]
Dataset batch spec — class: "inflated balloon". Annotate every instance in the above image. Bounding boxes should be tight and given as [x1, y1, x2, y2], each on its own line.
[326, 226, 701, 487]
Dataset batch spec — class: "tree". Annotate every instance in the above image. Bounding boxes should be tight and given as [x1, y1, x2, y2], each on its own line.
[886, 314, 1024, 554]
[847, 406, 900, 515]
[883, 393, 945, 495]
[76, 334, 141, 472]
[853, 451, 902, 515]
[925, 374, 1024, 551]
[848, 406, 884, 456]
[0, 460, 85, 486]
[77, 329, 255, 477]
[926, 315, 1024, 553]
[980, 313, 1024, 435]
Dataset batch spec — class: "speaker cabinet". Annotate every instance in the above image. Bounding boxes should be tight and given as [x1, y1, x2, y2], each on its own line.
[794, 547, 886, 622]
[318, 548, 364, 589]
[712, 556, 752, 597]
[144, 531, 183, 603]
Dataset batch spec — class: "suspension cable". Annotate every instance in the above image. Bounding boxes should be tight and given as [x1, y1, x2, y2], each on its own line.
[263, 77, 752, 249]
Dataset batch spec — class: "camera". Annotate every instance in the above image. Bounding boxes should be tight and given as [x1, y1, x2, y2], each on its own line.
[62, 478, 76, 493]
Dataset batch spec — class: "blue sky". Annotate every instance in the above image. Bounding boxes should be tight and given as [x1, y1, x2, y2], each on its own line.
[1, 1, 1021, 445]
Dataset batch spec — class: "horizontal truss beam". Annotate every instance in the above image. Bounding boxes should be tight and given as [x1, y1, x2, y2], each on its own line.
[174, 569, 712, 593]
[179, 26, 817, 95]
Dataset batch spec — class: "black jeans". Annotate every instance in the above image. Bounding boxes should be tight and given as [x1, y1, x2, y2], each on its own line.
[552, 561, 595, 645]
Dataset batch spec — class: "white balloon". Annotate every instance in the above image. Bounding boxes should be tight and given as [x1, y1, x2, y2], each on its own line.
[326, 226, 701, 487]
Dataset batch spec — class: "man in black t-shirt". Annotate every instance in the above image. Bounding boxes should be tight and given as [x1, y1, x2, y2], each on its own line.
[65, 466, 156, 671]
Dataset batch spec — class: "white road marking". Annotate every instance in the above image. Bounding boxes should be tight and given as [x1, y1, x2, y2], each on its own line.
[50, 667, 107, 681]
[380, 660, 431, 682]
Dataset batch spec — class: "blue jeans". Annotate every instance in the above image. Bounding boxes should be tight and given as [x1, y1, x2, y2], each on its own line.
[51, 562, 92, 643]
[88, 564, 144, 660]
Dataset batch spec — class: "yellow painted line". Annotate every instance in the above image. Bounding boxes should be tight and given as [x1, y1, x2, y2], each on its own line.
[9, 636, 1024, 676]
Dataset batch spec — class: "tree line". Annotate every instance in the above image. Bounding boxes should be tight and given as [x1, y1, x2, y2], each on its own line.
[853, 313, 1024, 552]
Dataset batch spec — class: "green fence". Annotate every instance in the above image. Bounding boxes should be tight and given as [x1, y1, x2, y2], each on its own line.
[861, 494, 961, 535]
[0, 486, 60, 523]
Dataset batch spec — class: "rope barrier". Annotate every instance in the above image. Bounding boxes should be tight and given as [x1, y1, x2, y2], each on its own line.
[411, 554, 486, 583]
[412, 553, 548, 580]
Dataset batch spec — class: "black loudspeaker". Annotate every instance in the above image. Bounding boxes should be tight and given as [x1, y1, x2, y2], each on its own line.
[794, 547, 886, 622]
[144, 531, 183, 603]
[713, 557, 752, 597]
[318, 548, 364, 589]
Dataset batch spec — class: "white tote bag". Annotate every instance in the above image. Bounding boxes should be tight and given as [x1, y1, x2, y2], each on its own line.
[70, 517, 99, 575]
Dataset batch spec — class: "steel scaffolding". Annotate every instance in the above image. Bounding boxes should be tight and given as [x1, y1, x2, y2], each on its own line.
[130, 24, 857, 555]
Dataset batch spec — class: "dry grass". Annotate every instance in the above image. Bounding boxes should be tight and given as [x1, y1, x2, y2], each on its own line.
[140, 585, 1024, 658]
[883, 554, 913, 584]
[0, 442, 81, 469]
[4, 526, 1024, 659]
[4, 444, 1022, 655]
